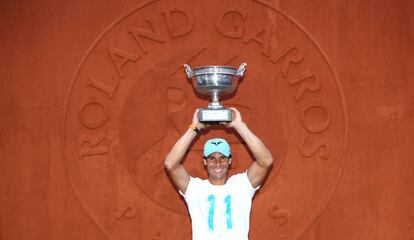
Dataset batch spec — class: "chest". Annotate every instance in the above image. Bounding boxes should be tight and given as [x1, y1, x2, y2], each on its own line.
[194, 186, 246, 219]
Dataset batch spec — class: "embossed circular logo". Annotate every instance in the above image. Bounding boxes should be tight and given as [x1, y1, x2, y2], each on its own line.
[63, 0, 347, 239]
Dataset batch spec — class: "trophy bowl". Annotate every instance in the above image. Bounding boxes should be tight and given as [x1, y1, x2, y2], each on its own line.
[183, 63, 247, 123]
[188, 65, 241, 96]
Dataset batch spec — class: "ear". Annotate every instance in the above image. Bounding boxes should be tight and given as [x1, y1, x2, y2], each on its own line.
[203, 159, 207, 166]
[228, 158, 232, 165]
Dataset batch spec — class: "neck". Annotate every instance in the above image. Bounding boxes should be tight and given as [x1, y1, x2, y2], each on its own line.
[208, 177, 227, 185]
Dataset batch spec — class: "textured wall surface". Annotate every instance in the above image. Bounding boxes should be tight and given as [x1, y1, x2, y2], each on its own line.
[0, 0, 413, 239]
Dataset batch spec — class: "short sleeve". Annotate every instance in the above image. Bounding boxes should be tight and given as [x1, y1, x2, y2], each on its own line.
[238, 171, 260, 198]
[179, 176, 202, 198]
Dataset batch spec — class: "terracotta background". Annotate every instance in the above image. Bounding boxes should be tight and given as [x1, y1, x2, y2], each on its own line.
[1, 0, 413, 239]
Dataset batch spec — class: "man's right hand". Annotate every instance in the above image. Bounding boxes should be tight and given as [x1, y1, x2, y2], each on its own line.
[192, 108, 208, 130]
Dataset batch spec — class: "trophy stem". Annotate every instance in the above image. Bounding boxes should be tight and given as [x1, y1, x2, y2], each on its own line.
[212, 92, 219, 103]
[209, 91, 223, 109]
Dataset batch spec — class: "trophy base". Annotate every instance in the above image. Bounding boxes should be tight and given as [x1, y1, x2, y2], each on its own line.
[198, 108, 232, 123]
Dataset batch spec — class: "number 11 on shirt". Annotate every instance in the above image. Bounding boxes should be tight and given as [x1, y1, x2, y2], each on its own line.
[207, 194, 233, 231]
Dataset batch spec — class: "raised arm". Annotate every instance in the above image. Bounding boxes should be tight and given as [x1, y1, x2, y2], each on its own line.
[226, 108, 274, 188]
[164, 109, 206, 193]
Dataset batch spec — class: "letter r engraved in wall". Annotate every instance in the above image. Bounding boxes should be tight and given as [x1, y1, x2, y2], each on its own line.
[270, 46, 304, 77]
[78, 133, 109, 159]
[287, 71, 321, 102]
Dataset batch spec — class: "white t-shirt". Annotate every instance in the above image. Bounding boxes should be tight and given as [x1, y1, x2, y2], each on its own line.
[180, 172, 259, 240]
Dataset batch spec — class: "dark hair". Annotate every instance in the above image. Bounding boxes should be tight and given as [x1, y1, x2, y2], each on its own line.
[203, 154, 232, 159]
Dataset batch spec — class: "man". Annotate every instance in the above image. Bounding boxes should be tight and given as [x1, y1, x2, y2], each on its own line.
[164, 108, 274, 240]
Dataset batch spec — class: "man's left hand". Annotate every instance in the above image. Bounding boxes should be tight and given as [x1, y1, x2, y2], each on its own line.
[223, 107, 245, 129]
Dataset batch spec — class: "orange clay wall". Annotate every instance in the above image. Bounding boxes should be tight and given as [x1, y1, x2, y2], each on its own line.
[1, 0, 413, 239]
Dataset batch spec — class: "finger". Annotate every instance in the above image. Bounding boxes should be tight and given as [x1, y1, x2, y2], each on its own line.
[221, 122, 230, 127]
[231, 110, 237, 119]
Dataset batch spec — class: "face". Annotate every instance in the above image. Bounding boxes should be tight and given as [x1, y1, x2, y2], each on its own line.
[204, 152, 232, 182]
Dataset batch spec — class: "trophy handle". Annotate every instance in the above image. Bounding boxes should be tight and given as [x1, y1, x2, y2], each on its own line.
[183, 64, 193, 78]
[236, 62, 247, 77]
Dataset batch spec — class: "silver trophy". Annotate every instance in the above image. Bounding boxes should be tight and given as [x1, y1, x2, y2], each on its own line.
[183, 63, 247, 123]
